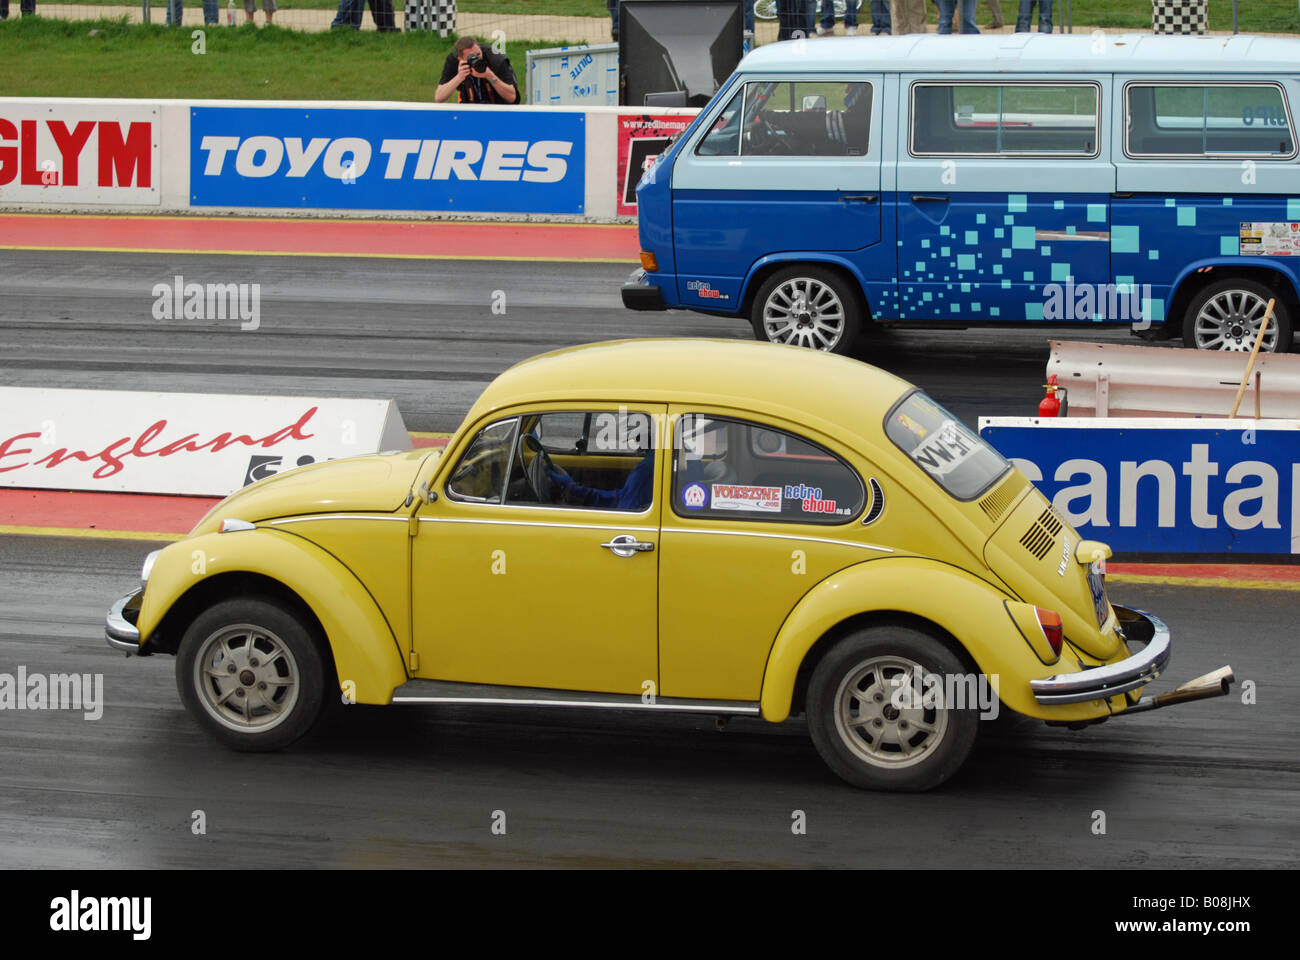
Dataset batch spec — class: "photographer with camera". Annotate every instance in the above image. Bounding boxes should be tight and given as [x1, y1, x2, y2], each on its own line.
[435, 37, 519, 105]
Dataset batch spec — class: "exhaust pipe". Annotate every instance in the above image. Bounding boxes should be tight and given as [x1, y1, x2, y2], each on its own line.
[1121, 665, 1235, 716]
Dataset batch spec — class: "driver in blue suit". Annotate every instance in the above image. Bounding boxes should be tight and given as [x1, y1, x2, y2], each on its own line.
[548, 450, 655, 510]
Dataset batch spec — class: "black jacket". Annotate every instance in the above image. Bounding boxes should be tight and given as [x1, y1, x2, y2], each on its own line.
[439, 49, 519, 105]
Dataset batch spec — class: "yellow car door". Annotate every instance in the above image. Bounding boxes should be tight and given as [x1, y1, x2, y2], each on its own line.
[410, 406, 667, 695]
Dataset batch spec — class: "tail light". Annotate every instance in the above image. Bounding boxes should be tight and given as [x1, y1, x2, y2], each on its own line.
[1035, 607, 1064, 657]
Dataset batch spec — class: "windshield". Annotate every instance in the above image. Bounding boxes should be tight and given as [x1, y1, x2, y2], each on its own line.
[885, 391, 1011, 501]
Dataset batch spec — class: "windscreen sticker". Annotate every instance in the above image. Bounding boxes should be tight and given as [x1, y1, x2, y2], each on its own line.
[1239, 222, 1300, 256]
[681, 482, 708, 510]
[711, 483, 782, 512]
[894, 411, 929, 439]
[909, 420, 978, 477]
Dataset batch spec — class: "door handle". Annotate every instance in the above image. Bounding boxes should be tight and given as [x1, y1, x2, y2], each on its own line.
[600, 534, 655, 558]
[840, 194, 878, 203]
[911, 194, 949, 202]
[1110, 192, 1133, 199]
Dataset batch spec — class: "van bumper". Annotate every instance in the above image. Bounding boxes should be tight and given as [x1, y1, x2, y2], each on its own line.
[622, 268, 668, 311]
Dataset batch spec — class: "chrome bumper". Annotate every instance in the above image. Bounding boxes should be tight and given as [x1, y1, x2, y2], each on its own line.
[105, 590, 143, 655]
[1030, 605, 1171, 705]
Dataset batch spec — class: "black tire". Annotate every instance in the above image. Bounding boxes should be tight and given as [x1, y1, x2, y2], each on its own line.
[1182, 278, 1294, 353]
[750, 265, 864, 355]
[806, 626, 981, 791]
[176, 595, 329, 752]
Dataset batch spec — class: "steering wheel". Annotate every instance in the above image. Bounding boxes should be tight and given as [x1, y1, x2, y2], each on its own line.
[747, 114, 792, 155]
[518, 433, 566, 503]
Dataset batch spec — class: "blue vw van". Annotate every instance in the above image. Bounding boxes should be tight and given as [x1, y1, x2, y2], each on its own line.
[622, 34, 1300, 354]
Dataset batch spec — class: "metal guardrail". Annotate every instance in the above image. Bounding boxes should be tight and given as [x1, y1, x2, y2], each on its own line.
[1047, 339, 1300, 418]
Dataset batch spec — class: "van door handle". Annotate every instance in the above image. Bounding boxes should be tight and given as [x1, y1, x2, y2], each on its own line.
[840, 194, 878, 203]
[911, 194, 949, 202]
[1110, 192, 1133, 199]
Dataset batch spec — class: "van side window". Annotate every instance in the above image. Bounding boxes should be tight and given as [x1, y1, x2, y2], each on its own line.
[697, 81, 873, 158]
[911, 83, 1099, 157]
[1126, 83, 1295, 158]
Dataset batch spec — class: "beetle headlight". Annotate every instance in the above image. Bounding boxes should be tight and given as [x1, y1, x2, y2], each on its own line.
[141, 549, 162, 589]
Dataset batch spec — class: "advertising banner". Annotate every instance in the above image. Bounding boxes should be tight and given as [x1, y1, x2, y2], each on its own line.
[979, 417, 1300, 555]
[0, 103, 160, 205]
[0, 388, 410, 497]
[616, 112, 695, 216]
[190, 106, 586, 214]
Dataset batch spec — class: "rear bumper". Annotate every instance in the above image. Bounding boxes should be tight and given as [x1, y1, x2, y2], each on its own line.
[621, 268, 667, 311]
[1030, 605, 1170, 705]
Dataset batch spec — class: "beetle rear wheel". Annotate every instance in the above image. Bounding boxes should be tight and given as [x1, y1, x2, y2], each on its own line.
[807, 626, 980, 791]
[1183, 279, 1293, 352]
[177, 596, 329, 752]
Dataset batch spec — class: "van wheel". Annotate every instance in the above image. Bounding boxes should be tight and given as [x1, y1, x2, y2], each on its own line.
[176, 596, 329, 752]
[1183, 279, 1293, 352]
[751, 266, 863, 354]
[806, 626, 980, 791]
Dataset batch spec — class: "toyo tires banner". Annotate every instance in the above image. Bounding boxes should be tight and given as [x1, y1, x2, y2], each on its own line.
[979, 417, 1300, 556]
[189, 106, 586, 214]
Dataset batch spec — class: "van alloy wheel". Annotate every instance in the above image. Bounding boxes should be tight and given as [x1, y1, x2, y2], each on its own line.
[752, 265, 863, 355]
[1184, 279, 1293, 353]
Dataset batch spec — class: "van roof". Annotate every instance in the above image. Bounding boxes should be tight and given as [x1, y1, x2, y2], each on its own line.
[738, 33, 1300, 76]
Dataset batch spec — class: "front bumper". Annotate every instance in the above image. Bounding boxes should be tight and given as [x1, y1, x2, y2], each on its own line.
[621, 267, 667, 311]
[1031, 605, 1171, 705]
[105, 589, 144, 655]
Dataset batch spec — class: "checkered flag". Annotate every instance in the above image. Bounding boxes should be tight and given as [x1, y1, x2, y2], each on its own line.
[405, 0, 456, 35]
[1152, 0, 1208, 35]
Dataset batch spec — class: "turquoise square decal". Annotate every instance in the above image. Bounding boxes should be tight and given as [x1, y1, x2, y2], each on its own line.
[940, 225, 950, 236]
[961, 282, 971, 292]
[941, 246, 951, 257]
[1165, 198, 1176, 207]
[1051, 262, 1071, 281]
[989, 307, 1000, 317]
[1040, 245, 1052, 256]
[1148, 249, 1159, 260]
[1008, 194, 1027, 213]
[1145, 298, 1166, 323]
[976, 214, 987, 224]
[1289, 199, 1300, 220]
[994, 228, 1005, 239]
[1053, 200, 1064, 210]
[921, 238, 930, 248]
[1024, 302, 1045, 320]
[1087, 204, 1106, 222]
[1117, 275, 1134, 287]
[992, 264, 1003, 275]
[965, 231, 978, 245]
[971, 302, 981, 311]
[1012, 225, 1035, 249]
[1066, 225, 1077, 234]
[1111, 225, 1140, 253]
[1023, 271, 1034, 281]
[923, 291, 933, 301]
[957, 254, 975, 270]
[1177, 206, 1196, 227]
[1002, 248, 1011, 257]
[1001, 279, 1011, 289]
[950, 304, 961, 313]
[916, 261, 927, 273]
[1223, 198, 1233, 206]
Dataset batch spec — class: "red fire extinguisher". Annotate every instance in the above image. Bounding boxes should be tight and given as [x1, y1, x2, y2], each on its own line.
[1038, 374, 1065, 417]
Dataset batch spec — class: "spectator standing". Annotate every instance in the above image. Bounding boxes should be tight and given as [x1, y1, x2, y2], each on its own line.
[368, 0, 397, 30]
[1016, 0, 1051, 32]
[243, 0, 275, 24]
[986, 0, 1004, 28]
[166, 0, 219, 24]
[935, 0, 978, 33]
[330, 0, 363, 28]
[0, 0, 36, 19]
[888, 0, 926, 33]
[868, 1, 891, 33]
[435, 36, 519, 104]
[817, 0, 859, 36]
[608, 0, 618, 40]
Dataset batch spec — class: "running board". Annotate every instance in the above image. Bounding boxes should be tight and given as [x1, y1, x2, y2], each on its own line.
[389, 679, 761, 715]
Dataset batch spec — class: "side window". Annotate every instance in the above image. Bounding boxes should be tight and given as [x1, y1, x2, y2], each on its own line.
[1127, 83, 1295, 158]
[697, 81, 873, 158]
[503, 410, 656, 511]
[672, 414, 864, 524]
[445, 418, 518, 504]
[911, 83, 1099, 156]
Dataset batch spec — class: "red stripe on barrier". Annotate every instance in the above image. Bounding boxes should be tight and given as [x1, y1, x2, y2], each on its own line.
[1109, 562, 1300, 584]
[0, 488, 217, 535]
[0, 214, 640, 262]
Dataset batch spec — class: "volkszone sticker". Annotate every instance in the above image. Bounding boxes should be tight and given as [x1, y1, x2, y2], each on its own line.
[711, 483, 781, 512]
[1239, 221, 1300, 256]
[682, 481, 708, 509]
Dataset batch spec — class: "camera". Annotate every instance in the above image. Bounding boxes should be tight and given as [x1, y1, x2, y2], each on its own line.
[465, 53, 484, 73]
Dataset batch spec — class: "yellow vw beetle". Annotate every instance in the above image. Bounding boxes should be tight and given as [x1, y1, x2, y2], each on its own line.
[104, 340, 1234, 791]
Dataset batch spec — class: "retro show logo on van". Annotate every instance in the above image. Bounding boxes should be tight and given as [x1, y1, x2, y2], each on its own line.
[189, 106, 585, 214]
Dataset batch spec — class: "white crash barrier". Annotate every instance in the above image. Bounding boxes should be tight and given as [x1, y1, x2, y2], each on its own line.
[0, 388, 410, 497]
[0, 96, 699, 223]
[1047, 339, 1300, 419]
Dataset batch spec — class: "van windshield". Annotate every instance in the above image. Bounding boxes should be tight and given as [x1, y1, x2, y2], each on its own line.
[885, 391, 1010, 501]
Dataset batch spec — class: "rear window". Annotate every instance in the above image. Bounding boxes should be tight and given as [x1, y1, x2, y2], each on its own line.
[885, 392, 1010, 501]
[1126, 83, 1295, 158]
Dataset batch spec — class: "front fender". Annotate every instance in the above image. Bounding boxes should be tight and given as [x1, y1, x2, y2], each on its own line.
[138, 530, 408, 705]
[759, 556, 1119, 724]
